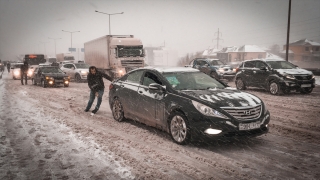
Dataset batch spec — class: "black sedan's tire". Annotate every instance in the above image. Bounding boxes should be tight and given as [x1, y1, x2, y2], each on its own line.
[169, 111, 191, 145]
[75, 74, 81, 83]
[269, 81, 282, 95]
[41, 80, 46, 88]
[112, 98, 125, 122]
[300, 87, 313, 94]
[236, 78, 246, 90]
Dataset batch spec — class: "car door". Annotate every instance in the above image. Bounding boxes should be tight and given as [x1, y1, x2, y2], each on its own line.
[242, 61, 256, 86]
[197, 60, 209, 74]
[252, 61, 271, 85]
[119, 69, 144, 121]
[69, 64, 77, 78]
[62, 64, 72, 77]
[136, 71, 166, 127]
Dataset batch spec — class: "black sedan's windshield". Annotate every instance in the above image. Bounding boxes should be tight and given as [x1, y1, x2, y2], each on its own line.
[41, 67, 63, 73]
[163, 72, 225, 90]
[266, 61, 297, 69]
[75, 63, 90, 69]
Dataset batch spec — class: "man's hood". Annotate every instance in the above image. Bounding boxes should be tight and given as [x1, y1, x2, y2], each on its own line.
[180, 87, 261, 108]
[276, 68, 312, 75]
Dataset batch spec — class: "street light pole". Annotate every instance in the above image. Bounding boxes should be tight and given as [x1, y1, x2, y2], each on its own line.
[48, 37, 62, 55]
[95, 10, 124, 35]
[39, 41, 49, 55]
[62, 30, 80, 51]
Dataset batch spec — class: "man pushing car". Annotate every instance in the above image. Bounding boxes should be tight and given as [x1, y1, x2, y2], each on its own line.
[85, 66, 113, 115]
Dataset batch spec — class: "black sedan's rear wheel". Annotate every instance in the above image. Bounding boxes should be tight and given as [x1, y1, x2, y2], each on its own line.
[236, 78, 246, 90]
[169, 112, 190, 145]
[112, 98, 125, 122]
[300, 87, 313, 94]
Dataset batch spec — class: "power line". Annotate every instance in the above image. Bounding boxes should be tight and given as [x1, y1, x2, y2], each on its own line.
[213, 28, 223, 49]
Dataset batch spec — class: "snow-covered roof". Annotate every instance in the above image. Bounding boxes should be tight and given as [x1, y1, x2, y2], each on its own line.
[202, 48, 220, 56]
[265, 53, 284, 60]
[151, 67, 199, 73]
[289, 38, 320, 46]
[238, 45, 266, 52]
[280, 49, 294, 54]
[218, 45, 266, 53]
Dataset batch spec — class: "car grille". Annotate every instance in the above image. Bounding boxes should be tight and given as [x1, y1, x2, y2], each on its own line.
[294, 75, 312, 81]
[55, 77, 64, 80]
[221, 105, 262, 120]
[121, 60, 144, 67]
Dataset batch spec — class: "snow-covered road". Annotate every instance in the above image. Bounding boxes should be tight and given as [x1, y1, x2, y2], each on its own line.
[1, 71, 320, 179]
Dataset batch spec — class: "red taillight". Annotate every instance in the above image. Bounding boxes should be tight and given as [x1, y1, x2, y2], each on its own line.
[109, 84, 114, 90]
[236, 67, 239, 73]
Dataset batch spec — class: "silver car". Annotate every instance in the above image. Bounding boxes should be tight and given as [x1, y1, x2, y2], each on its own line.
[60, 63, 90, 82]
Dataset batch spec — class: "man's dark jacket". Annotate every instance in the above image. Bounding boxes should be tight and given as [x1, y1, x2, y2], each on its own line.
[87, 66, 113, 92]
[20, 62, 28, 73]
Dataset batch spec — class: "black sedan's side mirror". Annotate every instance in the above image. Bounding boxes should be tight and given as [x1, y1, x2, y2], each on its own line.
[260, 66, 267, 71]
[149, 83, 166, 91]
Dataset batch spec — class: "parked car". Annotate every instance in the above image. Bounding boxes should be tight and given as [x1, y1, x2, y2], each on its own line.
[235, 59, 316, 95]
[192, 58, 236, 81]
[109, 67, 270, 145]
[60, 63, 90, 82]
[31, 66, 70, 88]
[10, 62, 24, 80]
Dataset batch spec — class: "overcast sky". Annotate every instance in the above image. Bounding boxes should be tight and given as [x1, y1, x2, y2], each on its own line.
[0, 0, 319, 60]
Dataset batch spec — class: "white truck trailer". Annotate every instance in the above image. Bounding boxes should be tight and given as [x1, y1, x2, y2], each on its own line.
[84, 35, 145, 78]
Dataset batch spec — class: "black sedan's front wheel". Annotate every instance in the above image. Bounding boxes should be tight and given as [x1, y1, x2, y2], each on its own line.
[169, 112, 190, 145]
[112, 98, 125, 122]
[41, 79, 46, 88]
[269, 81, 282, 95]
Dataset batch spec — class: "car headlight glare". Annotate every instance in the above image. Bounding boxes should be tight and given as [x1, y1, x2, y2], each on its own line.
[80, 70, 87, 74]
[285, 74, 295, 80]
[192, 100, 229, 119]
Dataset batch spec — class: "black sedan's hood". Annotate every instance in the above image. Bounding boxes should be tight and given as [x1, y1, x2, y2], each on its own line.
[180, 87, 262, 108]
[42, 73, 68, 78]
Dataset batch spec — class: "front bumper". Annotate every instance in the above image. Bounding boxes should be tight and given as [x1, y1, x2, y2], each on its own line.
[279, 78, 315, 91]
[45, 79, 70, 86]
[188, 111, 270, 140]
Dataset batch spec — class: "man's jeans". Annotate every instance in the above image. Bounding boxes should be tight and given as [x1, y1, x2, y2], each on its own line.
[21, 72, 27, 85]
[85, 89, 104, 111]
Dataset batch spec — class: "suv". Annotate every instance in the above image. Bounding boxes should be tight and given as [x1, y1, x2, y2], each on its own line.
[192, 58, 236, 80]
[60, 63, 90, 82]
[235, 59, 316, 95]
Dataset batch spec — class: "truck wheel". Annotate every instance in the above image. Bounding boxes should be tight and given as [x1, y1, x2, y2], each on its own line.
[75, 74, 81, 83]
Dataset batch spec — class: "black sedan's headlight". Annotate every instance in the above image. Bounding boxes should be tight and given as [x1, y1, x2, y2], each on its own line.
[192, 100, 229, 119]
[285, 74, 295, 80]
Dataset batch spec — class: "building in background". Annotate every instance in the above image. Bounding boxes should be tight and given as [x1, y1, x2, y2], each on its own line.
[202, 48, 220, 58]
[217, 45, 266, 63]
[282, 39, 320, 61]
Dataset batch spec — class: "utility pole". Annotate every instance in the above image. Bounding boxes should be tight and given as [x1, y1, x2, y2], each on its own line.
[213, 28, 223, 49]
[285, 0, 292, 61]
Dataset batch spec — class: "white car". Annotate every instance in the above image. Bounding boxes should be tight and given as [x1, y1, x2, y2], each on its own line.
[60, 63, 90, 82]
[10, 63, 23, 80]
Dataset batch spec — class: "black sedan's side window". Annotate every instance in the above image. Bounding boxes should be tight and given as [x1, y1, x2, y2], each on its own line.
[126, 70, 144, 84]
[142, 72, 162, 86]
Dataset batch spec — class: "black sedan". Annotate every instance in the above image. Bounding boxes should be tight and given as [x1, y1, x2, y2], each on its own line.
[32, 66, 70, 88]
[109, 67, 270, 145]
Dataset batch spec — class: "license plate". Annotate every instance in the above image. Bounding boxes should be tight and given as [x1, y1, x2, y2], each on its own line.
[55, 80, 63, 82]
[239, 122, 260, 131]
[301, 84, 311, 87]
